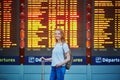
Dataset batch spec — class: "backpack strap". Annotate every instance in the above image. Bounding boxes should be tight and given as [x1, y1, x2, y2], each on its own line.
[62, 43, 66, 59]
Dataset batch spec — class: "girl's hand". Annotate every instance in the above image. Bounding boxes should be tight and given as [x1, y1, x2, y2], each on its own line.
[41, 57, 46, 61]
[56, 63, 62, 67]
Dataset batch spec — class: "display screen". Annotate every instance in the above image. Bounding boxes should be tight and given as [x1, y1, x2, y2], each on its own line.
[1, 0, 120, 65]
[0, 0, 19, 65]
[92, 0, 120, 65]
[0, 0, 19, 56]
[91, 0, 120, 65]
[92, 0, 120, 56]
[25, 0, 86, 56]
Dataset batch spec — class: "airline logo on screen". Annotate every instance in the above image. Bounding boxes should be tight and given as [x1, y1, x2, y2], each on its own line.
[94, 57, 120, 64]
[28, 57, 41, 63]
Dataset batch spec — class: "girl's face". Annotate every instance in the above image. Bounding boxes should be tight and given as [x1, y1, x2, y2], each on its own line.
[54, 30, 62, 41]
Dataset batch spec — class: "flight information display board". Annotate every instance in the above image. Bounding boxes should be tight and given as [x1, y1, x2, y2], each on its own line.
[0, 0, 19, 64]
[25, 0, 86, 64]
[92, 0, 120, 64]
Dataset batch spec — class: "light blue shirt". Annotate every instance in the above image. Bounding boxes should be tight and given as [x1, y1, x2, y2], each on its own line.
[52, 43, 69, 66]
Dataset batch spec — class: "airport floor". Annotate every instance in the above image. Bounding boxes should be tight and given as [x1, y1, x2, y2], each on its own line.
[0, 65, 120, 80]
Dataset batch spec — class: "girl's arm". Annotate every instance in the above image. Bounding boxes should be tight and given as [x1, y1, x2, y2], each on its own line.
[41, 57, 52, 62]
[56, 50, 70, 67]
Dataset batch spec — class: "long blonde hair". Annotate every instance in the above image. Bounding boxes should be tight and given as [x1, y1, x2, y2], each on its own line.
[55, 28, 65, 43]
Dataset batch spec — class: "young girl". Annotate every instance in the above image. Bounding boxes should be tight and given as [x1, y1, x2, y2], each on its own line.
[41, 28, 70, 80]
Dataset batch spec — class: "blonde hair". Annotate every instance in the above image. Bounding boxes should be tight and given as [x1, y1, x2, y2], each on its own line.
[55, 28, 65, 43]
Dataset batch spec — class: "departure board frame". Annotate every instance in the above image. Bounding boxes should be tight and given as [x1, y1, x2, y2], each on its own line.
[24, 0, 86, 65]
[0, 0, 20, 64]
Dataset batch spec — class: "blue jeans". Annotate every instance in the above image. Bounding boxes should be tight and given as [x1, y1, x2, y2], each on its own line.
[50, 66, 66, 80]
